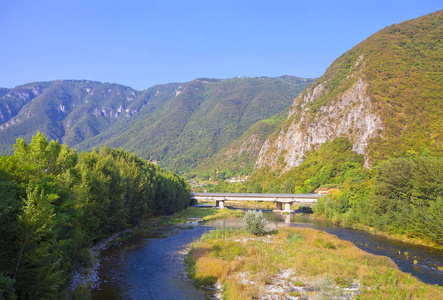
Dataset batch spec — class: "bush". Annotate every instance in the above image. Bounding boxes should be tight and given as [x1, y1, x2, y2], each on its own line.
[189, 198, 198, 206]
[73, 284, 89, 300]
[340, 209, 357, 228]
[244, 210, 267, 236]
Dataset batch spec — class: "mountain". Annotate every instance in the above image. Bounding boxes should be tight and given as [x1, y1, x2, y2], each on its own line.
[255, 10, 443, 173]
[0, 76, 314, 173]
[75, 76, 314, 173]
[236, 10, 443, 248]
[0, 88, 10, 98]
[193, 110, 287, 178]
[0, 80, 177, 151]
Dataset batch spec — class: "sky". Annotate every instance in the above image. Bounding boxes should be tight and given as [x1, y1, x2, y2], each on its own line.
[0, 1, 441, 90]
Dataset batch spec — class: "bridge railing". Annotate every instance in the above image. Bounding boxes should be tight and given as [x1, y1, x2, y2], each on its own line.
[190, 192, 320, 212]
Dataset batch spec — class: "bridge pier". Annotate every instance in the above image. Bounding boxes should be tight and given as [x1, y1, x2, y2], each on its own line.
[273, 201, 295, 213]
[284, 202, 294, 213]
[285, 214, 291, 224]
[190, 193, 319, 211]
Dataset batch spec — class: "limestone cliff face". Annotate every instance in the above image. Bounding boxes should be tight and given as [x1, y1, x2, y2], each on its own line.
[256, 58, 383, 171]
[257, 11, 443, 173]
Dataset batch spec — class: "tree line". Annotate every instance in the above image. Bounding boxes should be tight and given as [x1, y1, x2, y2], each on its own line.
[315, 156, 443, 246]
[0, 133, 190, 299]
[202, 137, 442, 246]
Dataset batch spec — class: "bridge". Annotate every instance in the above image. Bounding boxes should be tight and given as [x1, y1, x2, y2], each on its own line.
[190, 192, 320, 213]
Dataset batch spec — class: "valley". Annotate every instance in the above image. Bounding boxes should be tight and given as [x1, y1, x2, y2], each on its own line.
[0, 8, 442, 300]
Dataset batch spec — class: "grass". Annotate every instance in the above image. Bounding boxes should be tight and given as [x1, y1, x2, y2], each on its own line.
[200, 209, 244, 222]
[158, 206, 245, 225]
[350, 221, 443, 250]
[186, 227, 443, 299]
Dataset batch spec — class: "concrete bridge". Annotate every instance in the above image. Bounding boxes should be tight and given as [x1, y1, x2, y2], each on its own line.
[190, 192, 320, 213]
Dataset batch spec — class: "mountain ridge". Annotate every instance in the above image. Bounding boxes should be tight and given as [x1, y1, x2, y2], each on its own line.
[254, 10, 443, 174]
[0, 76, 314, 174]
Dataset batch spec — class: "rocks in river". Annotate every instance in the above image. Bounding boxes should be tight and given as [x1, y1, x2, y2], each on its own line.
[69, 260, 102, 292]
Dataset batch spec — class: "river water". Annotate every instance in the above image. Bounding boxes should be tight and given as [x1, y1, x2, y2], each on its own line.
[91, 211, 443, 300]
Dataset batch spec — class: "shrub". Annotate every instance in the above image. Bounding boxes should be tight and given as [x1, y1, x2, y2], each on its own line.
[340, 209, 357, 228]
[244, 210, 267, 236]
[73, 284, 89, 300]
[323, 242, 336, 249]
[287, 232, 303, 244]
[190, 198, 198, 206]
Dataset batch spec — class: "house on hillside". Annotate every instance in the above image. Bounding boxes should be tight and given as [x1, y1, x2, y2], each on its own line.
[314, 187, 330, 195]
[227, 175, 248, 184]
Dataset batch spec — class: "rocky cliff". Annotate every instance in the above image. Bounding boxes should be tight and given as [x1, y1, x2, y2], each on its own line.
[256, 10, 442, 173]
[256, 60, 383, 171]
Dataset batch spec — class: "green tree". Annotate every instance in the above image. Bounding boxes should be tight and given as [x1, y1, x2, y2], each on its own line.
[0, 133, 192, 297]
[14, 185, 65, 299]
[370, 158, 415, 214]
[0, 274, 16, 300]
[411, 157, 443, 204]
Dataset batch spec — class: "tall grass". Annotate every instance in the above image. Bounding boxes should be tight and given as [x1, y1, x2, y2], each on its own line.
[186, 227, 443, 299]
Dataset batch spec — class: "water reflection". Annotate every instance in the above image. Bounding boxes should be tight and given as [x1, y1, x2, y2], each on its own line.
[206, 212, 443, 286]
[92, 211, 442, 300]
[91, 227, 214, 300]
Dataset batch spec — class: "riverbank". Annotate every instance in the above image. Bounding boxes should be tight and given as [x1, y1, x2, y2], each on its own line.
[162, 206, 244, 224]
[312, 213, 443, 250]
[186, 227, 443, 299]
[68, 207, 243, 298]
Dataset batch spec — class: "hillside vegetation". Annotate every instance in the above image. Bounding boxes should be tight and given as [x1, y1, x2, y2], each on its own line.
[256, 10, 443, 173]
[334, 10, 443, 160]
[0, 76, 314, 175]
[77, 76, 313, 174]
[193, 110, 288, 179]
[207, 11, 443, 247]
[0, 80, 178, 152]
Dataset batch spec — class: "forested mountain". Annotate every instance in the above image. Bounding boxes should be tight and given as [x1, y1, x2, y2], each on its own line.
[0, 80, 175, 149]
[193, 110, 288, 179]
[0, 88, 10, 98]
[0, 76, 313, 174]
[193, 11, 443, 181]
[214, 11, 443, 247]
[256, 10, 443, 173]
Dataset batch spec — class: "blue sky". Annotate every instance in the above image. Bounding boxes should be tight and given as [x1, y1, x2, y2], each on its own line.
[0, 1, 441, 90]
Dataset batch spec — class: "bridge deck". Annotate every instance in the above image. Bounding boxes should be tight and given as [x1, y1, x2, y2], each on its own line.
[191, 192, 319, 203]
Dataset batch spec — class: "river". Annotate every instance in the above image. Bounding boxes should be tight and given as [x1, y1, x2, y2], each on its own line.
[91, 211, 443, 300]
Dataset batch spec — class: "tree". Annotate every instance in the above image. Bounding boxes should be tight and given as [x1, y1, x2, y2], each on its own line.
[14, 185, 65, 299]
[0, 133, 192, 297]
[13, 132, 77, 180]
[411, 157, 443, 204]
[370, 158, 415, 214]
